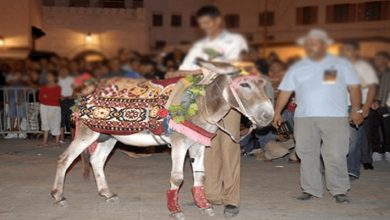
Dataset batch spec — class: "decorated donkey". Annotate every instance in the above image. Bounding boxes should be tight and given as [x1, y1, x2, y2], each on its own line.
[51, 60, 274, 220]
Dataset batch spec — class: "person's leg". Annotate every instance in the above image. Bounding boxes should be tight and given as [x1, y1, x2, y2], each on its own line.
[319, 117, 350, 197]
[347, 124, 363, 178]
[294, 117, 323, 198]
[239, 132, 254, 154]
[367, 109, 383, 153]
[40, 104, 49, 146]
[360, 119, 373, 168]
[378, 107, 390, 153]
[219, 110, 241, 207]
[204, 130, 223, 204]
[60, 99, 66, 141]
[47, 106, 61, 147]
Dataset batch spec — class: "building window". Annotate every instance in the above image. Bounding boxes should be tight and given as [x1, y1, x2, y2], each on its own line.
[326, 4, 356, 23]
[259, 12, 274, 26]
[69, 0, 90, 7]
[171, 14, 182, 27]
[225, 14, 240, 28]
[190, 15, 198, 27]
[42, 0, 55, 6]
[99, 0, 125, 8]
[296, 6, 318, 25]
[131, 0, 144, 9]
[153, 14, 163, 27]
[357, 1, 390, 21]
[155, 40, 166, 49]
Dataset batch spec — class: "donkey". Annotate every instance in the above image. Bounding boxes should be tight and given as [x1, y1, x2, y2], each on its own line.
[51, 60, 274, 220]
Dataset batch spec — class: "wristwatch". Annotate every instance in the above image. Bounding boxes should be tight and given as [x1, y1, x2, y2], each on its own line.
[351, 108, 363, 114]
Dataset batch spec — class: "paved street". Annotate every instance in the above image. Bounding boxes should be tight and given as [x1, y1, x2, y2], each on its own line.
[0, 139, 389, 220]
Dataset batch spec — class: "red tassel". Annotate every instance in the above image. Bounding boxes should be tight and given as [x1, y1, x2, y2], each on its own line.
[167, 189, 181, 213]
[191, 186, 210, 209]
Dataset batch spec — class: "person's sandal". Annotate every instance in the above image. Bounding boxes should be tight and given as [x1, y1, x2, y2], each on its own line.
[296, 192, 314, 201]
[334, 194, 350, 204]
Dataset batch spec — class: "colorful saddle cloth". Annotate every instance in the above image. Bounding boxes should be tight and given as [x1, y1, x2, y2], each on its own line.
[78, 77, 180, 135]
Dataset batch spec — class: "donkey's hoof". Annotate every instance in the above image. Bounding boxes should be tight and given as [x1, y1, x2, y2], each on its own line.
[201, 207, 215, 216]
[54, 198, 67, 207]
[105, 195, 120, 204]
[170, 212, 185, 220]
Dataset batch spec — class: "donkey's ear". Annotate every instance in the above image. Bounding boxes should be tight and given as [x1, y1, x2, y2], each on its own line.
[197, 67, 219, 85]
[197, 59, 239, 75]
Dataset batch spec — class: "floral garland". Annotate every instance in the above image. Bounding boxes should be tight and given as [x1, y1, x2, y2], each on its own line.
[168, 74, 205, 123]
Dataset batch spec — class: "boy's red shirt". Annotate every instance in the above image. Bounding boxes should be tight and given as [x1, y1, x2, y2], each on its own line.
[39, 85, 61, 106]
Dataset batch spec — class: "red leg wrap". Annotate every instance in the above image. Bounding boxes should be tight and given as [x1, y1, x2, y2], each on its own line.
[167, 189, 181, 213]
[191, 186, 211, 209]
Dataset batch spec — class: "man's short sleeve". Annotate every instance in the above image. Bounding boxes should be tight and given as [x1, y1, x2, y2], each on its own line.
[342, 59, 360, 85]
[278, 68, 296, 91]
[225, 34, 248, 61]
[360, 61, 379, 85]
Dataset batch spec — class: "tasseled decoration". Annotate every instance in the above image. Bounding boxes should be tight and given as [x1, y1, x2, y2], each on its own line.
[191, 186, 211, 209]
[169, 120, 215, 146]
[167, 189, 181, 213]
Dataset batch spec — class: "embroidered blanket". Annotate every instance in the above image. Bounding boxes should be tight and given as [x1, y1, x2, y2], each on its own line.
[78, 77, 179, 135]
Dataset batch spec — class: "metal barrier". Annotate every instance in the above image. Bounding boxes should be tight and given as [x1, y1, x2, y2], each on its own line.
[0, 87, 41, 135]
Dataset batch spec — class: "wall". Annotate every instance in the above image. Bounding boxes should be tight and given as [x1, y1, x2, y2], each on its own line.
[144, 0, 212, 51]
[36, 6, 148, 58]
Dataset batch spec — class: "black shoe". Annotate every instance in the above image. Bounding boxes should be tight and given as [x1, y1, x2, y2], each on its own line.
[296, 192, 314, 201]
[224, 205, 239, 218]
[334, 194, 350, 204]
[363, 163, 374, 170]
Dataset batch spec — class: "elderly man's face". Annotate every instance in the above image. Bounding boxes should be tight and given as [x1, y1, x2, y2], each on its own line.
[304, 38, 327, 60]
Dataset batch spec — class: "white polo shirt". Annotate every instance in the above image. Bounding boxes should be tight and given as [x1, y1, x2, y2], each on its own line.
[179, 30, 248, 70]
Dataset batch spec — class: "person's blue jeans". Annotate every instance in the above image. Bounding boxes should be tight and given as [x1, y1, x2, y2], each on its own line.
[240, 129, 276, 153]
[348, 119, 368, 177]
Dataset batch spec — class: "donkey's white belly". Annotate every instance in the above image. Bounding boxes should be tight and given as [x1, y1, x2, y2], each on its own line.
[112, 133, 171, 147]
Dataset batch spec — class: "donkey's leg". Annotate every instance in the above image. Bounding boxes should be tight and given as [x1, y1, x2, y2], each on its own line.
[51, 124, 100, 206]
[189, 145, 214, 216]
[167, 144, 188, 220]
[89, 138, 118, 203]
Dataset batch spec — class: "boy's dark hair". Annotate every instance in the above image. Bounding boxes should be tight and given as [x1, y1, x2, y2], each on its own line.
[342, 40, 360, 50]
[196, 5, 221, 18]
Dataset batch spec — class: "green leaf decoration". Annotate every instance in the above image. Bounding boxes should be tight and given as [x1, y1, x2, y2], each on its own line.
[168, 75, 206, 124]
[187, 103, 198, 116]
[173, 115, 185, 123]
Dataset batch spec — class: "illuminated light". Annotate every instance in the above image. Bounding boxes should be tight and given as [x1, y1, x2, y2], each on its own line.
[85, 33, 92, 43]
[0, 36, 4, 47]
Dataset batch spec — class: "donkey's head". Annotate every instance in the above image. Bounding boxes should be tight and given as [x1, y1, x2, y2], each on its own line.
[197, 59, 274, 128]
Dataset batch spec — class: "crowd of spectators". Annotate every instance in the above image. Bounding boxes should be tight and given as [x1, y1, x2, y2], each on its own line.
[0, 46, 389, 166]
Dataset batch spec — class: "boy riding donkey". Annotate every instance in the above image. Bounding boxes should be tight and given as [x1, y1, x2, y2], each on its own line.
[167, 5, 249, 218]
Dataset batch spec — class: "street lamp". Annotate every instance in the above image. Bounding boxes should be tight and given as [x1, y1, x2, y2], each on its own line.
[0, 36, 4, 47]
[85, 33, 92, 43]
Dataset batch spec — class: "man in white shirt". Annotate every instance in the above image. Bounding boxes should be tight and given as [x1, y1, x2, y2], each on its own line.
[58, 67, 74, 141]
[178, 6, 248, 218]
[340, 40, 378, 177]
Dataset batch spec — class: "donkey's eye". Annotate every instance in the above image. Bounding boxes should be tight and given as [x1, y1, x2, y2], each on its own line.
[240, 83, 251, 88]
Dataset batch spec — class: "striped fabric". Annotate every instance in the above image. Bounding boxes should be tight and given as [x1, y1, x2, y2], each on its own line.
[377, 68, 390, 107]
